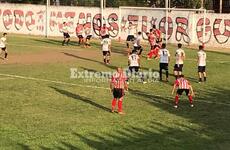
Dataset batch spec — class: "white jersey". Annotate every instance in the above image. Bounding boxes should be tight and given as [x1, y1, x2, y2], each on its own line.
[128, 26, 136, 35]
[175, 48, 185, 64]
[198, 50, 206, 66]
[101, 38, 111, 51]
[0, 37, 6, 48]
[158, 48, 170, 63]
[134, 35, 141, 47]
[129, 53, 139, 67]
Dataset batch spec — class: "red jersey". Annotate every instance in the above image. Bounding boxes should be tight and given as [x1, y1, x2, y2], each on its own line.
[155, 29, 161, 39]
[174, 78, 190, 89]
[111, 72, 127, 89]
[148, 32, 156, 46]
[76, 25, 83, 35]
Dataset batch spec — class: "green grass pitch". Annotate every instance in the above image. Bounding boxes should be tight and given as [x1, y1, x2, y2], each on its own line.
[0, 34, 230, 150]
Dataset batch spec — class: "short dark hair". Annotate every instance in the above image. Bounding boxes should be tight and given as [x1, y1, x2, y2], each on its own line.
[150, 29, 153, 32]
[161, 43, 166, 48]
[63, 22, 66, 24]
[178, 43, 182, 48]
[199, 45, 203, 50]
[138, 31, 142, 35]
[152, 25, 156, 29]
[3, 33, 7, 36]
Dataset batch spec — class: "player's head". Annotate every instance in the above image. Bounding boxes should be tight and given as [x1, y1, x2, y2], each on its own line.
[103, 23, 106, 27]
[152, 25, 156, 29]
[63, 22, 66, 25]
[199, 45, 204, 50]
[3, 33, 7, 36]
[129, 22, 132, 25]
[178, 43, 182, 48]
[161, 43, 166, 49]
[150, 29, 153, 32]
[117, 67, 123, 73]
[138, 31, 142, 35]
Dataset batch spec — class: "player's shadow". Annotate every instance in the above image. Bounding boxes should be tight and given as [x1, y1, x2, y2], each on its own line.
[33, 39, 78, 46]
[50, 86, 111, 112]
[62, 52, 117, 70]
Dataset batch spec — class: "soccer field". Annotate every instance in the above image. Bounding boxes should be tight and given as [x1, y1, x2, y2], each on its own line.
[0, 34, 230, 150]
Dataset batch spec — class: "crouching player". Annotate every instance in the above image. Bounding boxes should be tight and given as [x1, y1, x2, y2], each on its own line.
[172, 75, 195, 108]
[101, 37, 111, 64]
[147, 44, 160, 60]
[0, 33, 8, 60]
[110, 67, 128, 115]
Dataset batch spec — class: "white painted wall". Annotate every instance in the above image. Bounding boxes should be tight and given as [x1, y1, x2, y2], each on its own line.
[0, 4, 229, 47]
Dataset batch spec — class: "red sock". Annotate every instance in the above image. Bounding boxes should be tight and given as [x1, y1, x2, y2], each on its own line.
[188, 95, 193, 104]
[175, 95, 179, 105]
[118, 100, 123, 112]
[111, 99, 116, 110]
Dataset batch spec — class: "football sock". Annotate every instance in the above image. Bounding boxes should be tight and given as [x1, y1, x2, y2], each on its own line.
[188, 95, 193, 104]
[4, 53, 8, 58]
[175, 95, 179, 105]
[118, 100, 123, 112]
[62, 40, 65, 46]
[204, 77, 206, 82]
[66, 39, 70, 45]
[111, 99, 116, 110]
[103, 58, 106, 63]
[199, 78, 202, 82]
[166, 71, 169, 78]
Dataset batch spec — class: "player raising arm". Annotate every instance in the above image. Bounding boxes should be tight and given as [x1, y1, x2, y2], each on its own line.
[172, 75, 194, 108]
[0, 33, 8, 60]
[110, 67, 128, 115]
[197, 45, 207, 83]
[101, 37, 111, 64]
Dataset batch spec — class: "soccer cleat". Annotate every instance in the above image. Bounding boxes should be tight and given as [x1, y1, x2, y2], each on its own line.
[174, 105, 178, 109]
[143, 81, 147, 84]
[118, 112, 125, 115]
[111, 110, 115, 113]
[190, 104, 194, 108]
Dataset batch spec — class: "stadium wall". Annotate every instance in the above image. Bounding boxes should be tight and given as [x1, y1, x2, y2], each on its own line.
[0, 4, 229, 47]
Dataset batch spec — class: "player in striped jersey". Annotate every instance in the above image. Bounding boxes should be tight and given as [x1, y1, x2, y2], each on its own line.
[172, 75, 194, 108]
[197, 45, 207, 83]
[110, 68, 128, 114]
[62, 22, 70, 46]
[0, 33, 8, 60]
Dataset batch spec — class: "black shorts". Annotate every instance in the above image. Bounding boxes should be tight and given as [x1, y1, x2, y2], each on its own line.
[102, 51, 110, 56]
[174, 64, 184, 72]
[78, 35, 83, 39]
[63, 33, 70, 38]
[126, 35, 135, 41]
[198, 66, 206, 73]
[177, 89, 190, 96]
[102, 34, 109, 39]
[1, 47, 6, 51]
[86, 35, 92, 40]
[129, 66, 140, 73]
[113, 88, 124, 99]
[160, 63, 168, 70]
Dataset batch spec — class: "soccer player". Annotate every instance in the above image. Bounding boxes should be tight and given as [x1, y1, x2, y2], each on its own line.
[100, 23, 109, 39]
[172, 75, 195, 108]
[174, 43, 185, 79]
[62, 22, 70, 46]
[0, 33, 8, 60]
[126, 22, 137, 51]
[133, 31, 143, 55]
[153, 25, 162, 45]
[101, 37, 111, 64]
[110, 67, 128, 114]
[76, 23, 84, 45]
[148, 29, 156, 49]
[157, 43, 170, 81]
[84, 27, 92, 48]
[147, 44, 160, 60]
[197, 45, 207, 83]
[128, 50, 146, 84]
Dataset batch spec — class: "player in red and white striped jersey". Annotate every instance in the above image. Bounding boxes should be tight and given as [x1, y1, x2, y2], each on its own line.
[172, 75, 195, 108]
[110, 68, 128, 114]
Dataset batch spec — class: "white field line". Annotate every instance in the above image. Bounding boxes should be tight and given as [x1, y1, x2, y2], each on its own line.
[8, 43, 83, 51]
[0, 73, 229, 107]
[0, 73, 110, 90]
[0, 77, 15, 80]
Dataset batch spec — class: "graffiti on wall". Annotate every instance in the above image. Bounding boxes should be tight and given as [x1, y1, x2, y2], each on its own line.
[0, 7, 229, 45]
